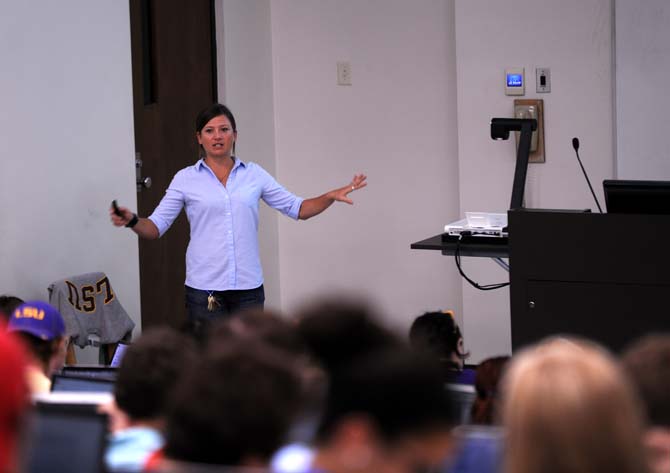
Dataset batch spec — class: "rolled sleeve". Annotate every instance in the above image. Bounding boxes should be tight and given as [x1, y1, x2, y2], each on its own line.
[259, 168, 304, 220]
[287, 196, 304, 220]
[148, 176, 186, 237]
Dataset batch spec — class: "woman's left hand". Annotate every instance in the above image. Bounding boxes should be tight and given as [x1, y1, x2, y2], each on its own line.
[299, 173, 368, 219]
[329, 174, 368, 204]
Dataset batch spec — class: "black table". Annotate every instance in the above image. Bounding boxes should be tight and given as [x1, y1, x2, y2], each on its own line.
[410, 233, 509, 258]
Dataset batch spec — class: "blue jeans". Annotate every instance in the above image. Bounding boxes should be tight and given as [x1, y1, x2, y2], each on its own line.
[184, 284, 265, 328]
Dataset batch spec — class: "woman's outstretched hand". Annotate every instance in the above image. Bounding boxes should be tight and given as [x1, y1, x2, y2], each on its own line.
[298, 173, 368, 220]
[329, 173, 368, 204]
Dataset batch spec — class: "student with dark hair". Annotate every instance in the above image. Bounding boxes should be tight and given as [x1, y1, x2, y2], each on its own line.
[470, 356, 510, 425]
[622, 334, 670, 473]
[209, 307, 323, 446]
[0, 295, 23, 324]
[7, 301, 67, 394]
[297, 298, 402, 373]
[208, 307, 306, 357]
[104, 327, 197, 472]
[110, 103, 367, 326]
[409, 310, 473, 384]
[152, 342, 302, 469]
[312, 348, 457, 473]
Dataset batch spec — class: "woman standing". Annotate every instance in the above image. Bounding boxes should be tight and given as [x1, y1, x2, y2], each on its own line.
[111, 103, 366, 324]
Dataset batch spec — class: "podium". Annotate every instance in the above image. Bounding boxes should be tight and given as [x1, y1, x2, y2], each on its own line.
[509, 209, 670, 352]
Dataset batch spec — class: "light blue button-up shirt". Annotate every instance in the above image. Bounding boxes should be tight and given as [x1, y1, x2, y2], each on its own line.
[148, 158, 303, 291]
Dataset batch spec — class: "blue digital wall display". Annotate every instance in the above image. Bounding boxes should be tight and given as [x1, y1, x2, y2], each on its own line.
[507, 73, 523, 87]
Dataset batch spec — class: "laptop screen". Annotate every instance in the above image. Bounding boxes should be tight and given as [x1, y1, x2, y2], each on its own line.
[23, 401, 108, 473]
[61, 366, 118, 382]
[51, 374, 115, 393]
[110, 343, 129, 367]
[604, 179, 670, 214]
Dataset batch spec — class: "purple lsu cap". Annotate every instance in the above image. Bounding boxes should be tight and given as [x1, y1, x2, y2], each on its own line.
[7, 301, 66, 341]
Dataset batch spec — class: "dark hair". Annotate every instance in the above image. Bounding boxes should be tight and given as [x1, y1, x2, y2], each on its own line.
[297, 298, 402, 374]
[195, 103, 237, 157]
[622, 334, 670, 427]
[208, 309, 326, 446]
[208, 308, 306, 358]
[409, 311, 467, 360]
[15, 332, 60, 368]
[471, 356, 510, 425]
[0, 295, 23, 322]
[164, 342, 302, 466]
[114, 327, 197, 421]
[317, 347, 458, 443]
[195, 103, 237, 133]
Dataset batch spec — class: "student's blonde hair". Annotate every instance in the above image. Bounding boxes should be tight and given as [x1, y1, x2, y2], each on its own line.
[501, 337, 648, 473]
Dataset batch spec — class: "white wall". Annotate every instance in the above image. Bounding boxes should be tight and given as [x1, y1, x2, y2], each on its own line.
[219, 0, 283, 310]
[270, 0, 463, 332]
[455, 0, 614, 361]
[0, 2, 141, 337]
[615, 0, 670, 179]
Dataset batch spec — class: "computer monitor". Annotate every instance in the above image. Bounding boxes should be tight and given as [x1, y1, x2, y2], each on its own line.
[604, 179, 670, 214]
[51, 374, 115, 393]
[23, 401, 108, 473]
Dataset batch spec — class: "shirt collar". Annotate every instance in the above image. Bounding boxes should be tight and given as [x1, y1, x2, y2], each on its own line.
[197, 157, 246, 171]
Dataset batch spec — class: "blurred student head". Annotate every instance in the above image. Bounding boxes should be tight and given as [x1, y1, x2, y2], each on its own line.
[471, 356, 510, 425]
[0, 295, 23, 325]
[113, 327, 197, 428]
[208, 307, 306, 357]
[296, 297, 402, 374]
[7, 301, 67, 393]
[622, 334, 670, 473]
[163, 341, 302, 468]
[209, 308, 322, 446]
[409, 310, 468, 370]
[104, 327, 198, 472]
[501, 337, 648, 473]
[313, 348, 458, 473]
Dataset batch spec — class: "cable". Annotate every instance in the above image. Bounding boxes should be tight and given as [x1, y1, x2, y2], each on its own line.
[454, 232, 510, 291]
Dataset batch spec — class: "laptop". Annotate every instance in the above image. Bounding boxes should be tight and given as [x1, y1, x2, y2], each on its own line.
[22, 399, 109, 473]
[51, 374, 115, 393]
[61, 365, 118, 381]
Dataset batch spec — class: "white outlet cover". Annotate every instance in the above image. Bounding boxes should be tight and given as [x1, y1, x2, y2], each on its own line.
[536, 68, 551, 93]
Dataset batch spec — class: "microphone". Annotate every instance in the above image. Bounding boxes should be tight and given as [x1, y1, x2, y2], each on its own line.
[572, 137, 603, 213]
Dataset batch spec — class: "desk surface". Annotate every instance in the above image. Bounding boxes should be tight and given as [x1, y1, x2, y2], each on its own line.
[411, 233, 509, 258]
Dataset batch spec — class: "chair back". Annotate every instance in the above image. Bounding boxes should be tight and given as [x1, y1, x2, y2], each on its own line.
[48, 272, 135, 363]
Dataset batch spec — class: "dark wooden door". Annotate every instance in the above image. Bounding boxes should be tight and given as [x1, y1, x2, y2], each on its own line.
[129, 0, 217, 329]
